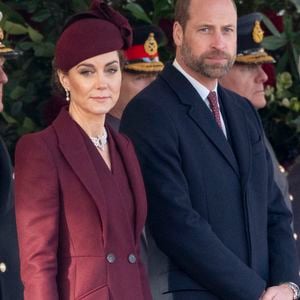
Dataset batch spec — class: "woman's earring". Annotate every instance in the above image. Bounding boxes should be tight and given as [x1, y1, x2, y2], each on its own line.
[65, 89, 70, 102]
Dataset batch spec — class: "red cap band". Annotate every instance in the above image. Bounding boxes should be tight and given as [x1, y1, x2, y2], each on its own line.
[125, 44, 158, 61]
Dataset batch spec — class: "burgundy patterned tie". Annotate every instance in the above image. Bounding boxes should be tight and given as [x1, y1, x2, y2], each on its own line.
[207, 91, 222, 129]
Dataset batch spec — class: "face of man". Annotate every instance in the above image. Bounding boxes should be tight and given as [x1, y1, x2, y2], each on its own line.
[220, 63, 268, 109]
[0, 57, 8, 112]
[173, 0, 237, 89]
[111, 72, 157, 118]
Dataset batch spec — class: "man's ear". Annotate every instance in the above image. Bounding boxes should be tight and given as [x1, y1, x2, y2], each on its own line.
[173, 21, 184, 47]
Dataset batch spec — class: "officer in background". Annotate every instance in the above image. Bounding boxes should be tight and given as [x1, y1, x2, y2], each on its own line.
[0, 12, 23, 299]
[220, 12, 294, 216]
[107, 24, 164, 131]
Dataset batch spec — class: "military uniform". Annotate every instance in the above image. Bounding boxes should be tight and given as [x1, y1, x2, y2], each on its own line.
[0, 139, 23, 299]
[107, 24, 165, 131]
[226, 13, 294, 216]
[0, 14, 23, 299]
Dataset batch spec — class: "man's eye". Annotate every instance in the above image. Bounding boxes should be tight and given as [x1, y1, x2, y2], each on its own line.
[199, 27, 209, 33]
[223, 27, 234, 33]
[134, 75, 145, 81]
[247, 65, 258, 71]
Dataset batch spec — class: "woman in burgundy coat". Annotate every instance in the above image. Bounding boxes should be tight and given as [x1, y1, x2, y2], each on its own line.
[14, 1, 152, 299]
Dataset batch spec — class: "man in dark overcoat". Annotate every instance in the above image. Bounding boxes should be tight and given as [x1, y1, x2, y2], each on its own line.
[120, 0, 300, 299]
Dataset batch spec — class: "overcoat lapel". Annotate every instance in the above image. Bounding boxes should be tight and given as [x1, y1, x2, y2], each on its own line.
[109, 128, 147, 244]
[219, 87, 251, 188]
[52, 109, 108, 234]
[160, 64, 239, 176]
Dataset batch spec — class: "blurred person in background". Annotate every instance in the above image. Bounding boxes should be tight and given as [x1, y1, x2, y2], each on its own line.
[107, 24, 164, 131]
[220, 12, 294, 215]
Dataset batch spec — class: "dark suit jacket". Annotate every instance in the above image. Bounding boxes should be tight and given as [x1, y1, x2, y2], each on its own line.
[120, 64, 300, 300]
[0, 137, 23, 300]
[15, 109, 151, 300]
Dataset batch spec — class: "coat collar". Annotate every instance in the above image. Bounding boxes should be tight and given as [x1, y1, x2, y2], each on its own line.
[52, 108, 109, 233]
[160, 64, 240, 176]
[52, 108, 146, 244]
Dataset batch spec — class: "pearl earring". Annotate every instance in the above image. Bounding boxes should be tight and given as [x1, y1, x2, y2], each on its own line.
[65, 89, 70, 102]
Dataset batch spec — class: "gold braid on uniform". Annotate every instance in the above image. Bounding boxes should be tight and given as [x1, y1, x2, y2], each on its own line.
[124, 61, 164, 73]
[236, 53, 275, 64]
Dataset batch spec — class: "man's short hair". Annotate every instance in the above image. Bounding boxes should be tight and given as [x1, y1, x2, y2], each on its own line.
[174, 0, 191, 30]
[174, 0, 237, 30]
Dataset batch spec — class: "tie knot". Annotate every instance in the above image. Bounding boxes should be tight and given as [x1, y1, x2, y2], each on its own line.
[207, 91, 219, 111]
[207, 91, 217, 105]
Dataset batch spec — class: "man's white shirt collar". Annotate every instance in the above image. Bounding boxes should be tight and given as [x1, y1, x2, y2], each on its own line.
[172, 59, 227, 137]
[173, 59, 218, 104]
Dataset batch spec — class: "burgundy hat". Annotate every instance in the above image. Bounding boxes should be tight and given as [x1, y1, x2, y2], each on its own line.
[55, 0, 132, 71]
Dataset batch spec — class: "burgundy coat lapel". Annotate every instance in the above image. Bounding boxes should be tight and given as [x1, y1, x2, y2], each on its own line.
[109, 128, 147, 244]
[52, 109, 108, 231]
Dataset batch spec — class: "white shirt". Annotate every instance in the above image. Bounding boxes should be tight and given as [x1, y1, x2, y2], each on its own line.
[173, 59, 227, 137]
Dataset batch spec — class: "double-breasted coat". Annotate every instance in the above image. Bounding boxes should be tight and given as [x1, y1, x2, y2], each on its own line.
[14, 109, 152, 300]
[120, 64, 300, 300]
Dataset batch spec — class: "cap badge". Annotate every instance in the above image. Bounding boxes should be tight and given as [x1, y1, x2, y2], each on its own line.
[144, 33, 158, 57]
[252, 20, 264, 44]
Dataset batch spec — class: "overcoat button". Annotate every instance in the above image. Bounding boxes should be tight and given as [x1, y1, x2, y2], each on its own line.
[128, 254, 137, 264]
[106, 253, 116, 263]
[0, 262, 6, 273]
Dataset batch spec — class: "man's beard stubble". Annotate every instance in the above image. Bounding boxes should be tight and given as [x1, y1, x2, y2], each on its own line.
[180, 43, 235, 79]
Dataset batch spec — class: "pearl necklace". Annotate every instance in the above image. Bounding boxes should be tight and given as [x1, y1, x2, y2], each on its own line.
[90, 128, 108, 151]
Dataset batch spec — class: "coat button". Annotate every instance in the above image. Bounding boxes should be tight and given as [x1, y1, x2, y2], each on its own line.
[106, 253, 116, 264]
[0, 262, 6, 273]
[128, 254, 137, 264]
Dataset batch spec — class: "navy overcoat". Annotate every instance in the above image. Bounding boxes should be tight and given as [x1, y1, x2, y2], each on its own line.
[120, 64, 300, 300]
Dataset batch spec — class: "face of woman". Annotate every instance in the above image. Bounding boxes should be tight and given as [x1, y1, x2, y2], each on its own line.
[58, 51, 122, 120]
